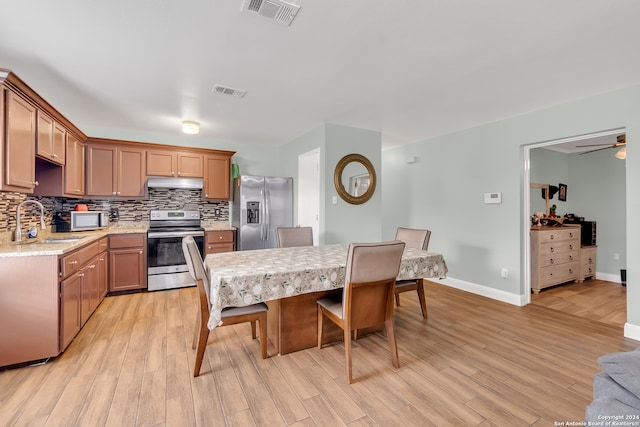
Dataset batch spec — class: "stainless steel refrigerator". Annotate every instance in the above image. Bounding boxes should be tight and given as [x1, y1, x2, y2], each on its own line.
[232, 175, 293, 250]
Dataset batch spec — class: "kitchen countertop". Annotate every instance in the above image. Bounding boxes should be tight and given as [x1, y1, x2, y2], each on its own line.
[0, 221, 235, 258]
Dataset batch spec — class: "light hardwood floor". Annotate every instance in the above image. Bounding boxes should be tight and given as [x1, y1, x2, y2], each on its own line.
[1, 280, 636, 427]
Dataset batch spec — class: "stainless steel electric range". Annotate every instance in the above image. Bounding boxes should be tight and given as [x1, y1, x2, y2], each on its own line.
[147, 209, 204, 291]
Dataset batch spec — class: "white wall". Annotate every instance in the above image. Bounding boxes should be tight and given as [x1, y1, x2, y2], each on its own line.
[382, 83, 640, 337]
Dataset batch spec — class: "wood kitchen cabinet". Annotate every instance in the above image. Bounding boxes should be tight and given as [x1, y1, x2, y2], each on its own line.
[530, 225, 581, 293]
[65, 133, 85, 196]
[36, 110, 65, 165]
[109, 233, 147, 292]
[204, 230, 235, 255]
[1, 88, 37, 193]
[147, 149, 203, 178]
[98, 237, 109, 300]
[203, 153, 232, 200]
[86, 142, 146, 198]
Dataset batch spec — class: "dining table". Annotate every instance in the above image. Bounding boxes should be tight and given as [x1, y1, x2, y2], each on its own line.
[204, 243, 448, 354]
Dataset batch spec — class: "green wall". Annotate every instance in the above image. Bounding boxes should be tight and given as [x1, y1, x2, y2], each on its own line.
[382, 83, 640, 338]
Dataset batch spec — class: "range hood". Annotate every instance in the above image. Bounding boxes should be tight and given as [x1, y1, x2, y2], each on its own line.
[147, 177, 203, 189]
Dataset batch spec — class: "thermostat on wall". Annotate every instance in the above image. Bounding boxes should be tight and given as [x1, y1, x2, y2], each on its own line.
[484, 192, 502, 204]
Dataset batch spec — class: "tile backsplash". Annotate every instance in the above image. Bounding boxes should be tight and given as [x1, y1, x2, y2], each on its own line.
[0, 188, 229, 234]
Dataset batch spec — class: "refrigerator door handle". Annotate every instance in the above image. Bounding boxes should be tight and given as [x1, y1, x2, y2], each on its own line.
[265, 189, 271, 242]
[260, 190, 267, 241]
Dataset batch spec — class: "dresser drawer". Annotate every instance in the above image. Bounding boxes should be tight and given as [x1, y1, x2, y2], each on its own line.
[538, 228, 580, 244]
[537, 252, 577, 268]
[206, 230, 234, 244]
[539, 261, 579, 287]
[539, 240, 579, 257]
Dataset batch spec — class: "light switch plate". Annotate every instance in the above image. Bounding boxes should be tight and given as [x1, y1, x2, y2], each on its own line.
[484, 192, 502, 204]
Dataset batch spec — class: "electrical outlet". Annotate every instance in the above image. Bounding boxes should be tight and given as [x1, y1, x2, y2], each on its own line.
[214, 208, 221, 216]
[501, 268, 508, 279]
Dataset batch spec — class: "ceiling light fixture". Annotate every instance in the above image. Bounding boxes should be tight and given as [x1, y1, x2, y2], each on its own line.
[615, 146, 626, 160]
[182, 121, 200, 135]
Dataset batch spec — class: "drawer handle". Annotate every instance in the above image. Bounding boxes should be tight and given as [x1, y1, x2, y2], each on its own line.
[569, 244, 573, 250]
[569, 255, 573, 261]
[569, 232, 573, 237]
[569, 269, 573, 274]
[219, 236, 223, 240]
[550, 235, 555, 240]
[69, 260, 78, 265]
[588, 258, 593, 263]
[550, 258, 554, 264]
[550, 247, 554, 253]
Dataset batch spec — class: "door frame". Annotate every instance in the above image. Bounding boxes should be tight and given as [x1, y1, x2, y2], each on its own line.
[522, 127, 625, 302]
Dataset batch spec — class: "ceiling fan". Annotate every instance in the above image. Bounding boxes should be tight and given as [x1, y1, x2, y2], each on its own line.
[578, 134, 626, 155]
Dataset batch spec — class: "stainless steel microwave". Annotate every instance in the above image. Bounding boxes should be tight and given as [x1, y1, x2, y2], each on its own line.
[54, 211, 110, 232]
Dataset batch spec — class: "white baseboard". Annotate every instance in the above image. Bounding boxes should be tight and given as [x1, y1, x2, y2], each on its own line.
[624, 323, 640, 342]
[437, 277, 526, 307]
[596, 271, 623, 283]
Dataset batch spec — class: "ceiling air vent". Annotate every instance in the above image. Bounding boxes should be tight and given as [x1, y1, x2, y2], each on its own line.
[241, 0, 300, 26]
[212, 84, 247, 98]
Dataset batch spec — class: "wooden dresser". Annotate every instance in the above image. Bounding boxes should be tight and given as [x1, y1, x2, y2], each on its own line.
[579, 245, 597, 282]
[530, 225, 581, 293]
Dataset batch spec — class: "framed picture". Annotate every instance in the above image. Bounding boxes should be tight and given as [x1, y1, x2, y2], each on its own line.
[558, 183, 567, 202]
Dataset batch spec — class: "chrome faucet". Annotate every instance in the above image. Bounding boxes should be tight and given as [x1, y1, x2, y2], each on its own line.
[14, 200, 46, 242]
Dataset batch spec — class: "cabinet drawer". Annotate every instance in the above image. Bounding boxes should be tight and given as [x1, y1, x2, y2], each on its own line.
[98, 237, 109, 253]
[109, 234, 146, 249]
[78, 241, 100, 265]
[537, 252, 577, 268]
[539, 241, 578, 256]
[206, 231, 234, 244]
[539, 261, 579, 286]
[60, 252, 82, 279]
[538, 228, 580, 244]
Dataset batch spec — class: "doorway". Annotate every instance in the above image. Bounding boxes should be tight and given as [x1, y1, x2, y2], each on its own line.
[523, 129, 627, 319]
[298, 149, 320, 245]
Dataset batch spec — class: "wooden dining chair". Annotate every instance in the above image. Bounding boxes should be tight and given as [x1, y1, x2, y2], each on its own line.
[276, 226, 313, 248]
[182, 236, 268, 377]
[317, 240, 405, 383]
[394, 227, 431, 318]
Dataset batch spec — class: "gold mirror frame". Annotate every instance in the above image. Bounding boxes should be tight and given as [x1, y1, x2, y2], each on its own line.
[334, 153, 377, 205]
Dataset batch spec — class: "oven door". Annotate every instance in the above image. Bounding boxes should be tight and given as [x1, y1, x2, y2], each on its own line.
[147, 231, 204, 291]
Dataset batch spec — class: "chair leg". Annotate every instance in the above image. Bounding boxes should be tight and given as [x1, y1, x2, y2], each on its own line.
[192, 312, 201, 350]
[344, 326, 353, 384]
[416, 279, 428, 319]
[395, 292, 401, 307]
[385, 318, 400, 369]
[317, 306, 324, 348]
[251, 320, 257, 339]
[193, 320, 210, 377]
[258, 316, 268, 359]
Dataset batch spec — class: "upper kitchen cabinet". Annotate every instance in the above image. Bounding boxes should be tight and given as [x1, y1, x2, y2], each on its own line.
[34, 131, 85, 198]
[147, 149, 203, 178]
[36, 111, 65, 166]
[203, 153, 232, 200]
[1, 85, 37, 193]
[2, 68, 88, 195]
[86, 140, 147, 199]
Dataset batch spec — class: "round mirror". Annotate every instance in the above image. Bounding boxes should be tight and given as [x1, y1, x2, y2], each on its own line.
[334, 153, 376, 205]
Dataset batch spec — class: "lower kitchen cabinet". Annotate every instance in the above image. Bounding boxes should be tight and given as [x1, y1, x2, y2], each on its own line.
[204, 230, 235, 255]
[109, 233, 147, 292]
[60, 273, 82, 351]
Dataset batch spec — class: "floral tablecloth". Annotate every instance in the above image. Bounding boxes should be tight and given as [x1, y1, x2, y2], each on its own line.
[204, 244, 448, 329]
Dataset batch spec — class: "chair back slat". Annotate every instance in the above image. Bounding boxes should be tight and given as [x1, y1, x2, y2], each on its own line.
[182, 236, 211, 306]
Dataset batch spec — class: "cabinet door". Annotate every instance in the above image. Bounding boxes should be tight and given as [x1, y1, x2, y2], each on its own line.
[3, 90, 36, 192]
[203, 154, 231, 200]
[52, 122, 66, 166]
[36, 110, 54, 161]
[98, 252, 108, 301]
[86, 144, 117, 196]
[109, 248, 146, 292]
[80, 257, 100, 325]
[117, 147, 146, 197]
[64, 134, 85, 197]
[60, 273, 82, 350]
[177, 152, 203, 178]
[146, 149, 176, 177]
